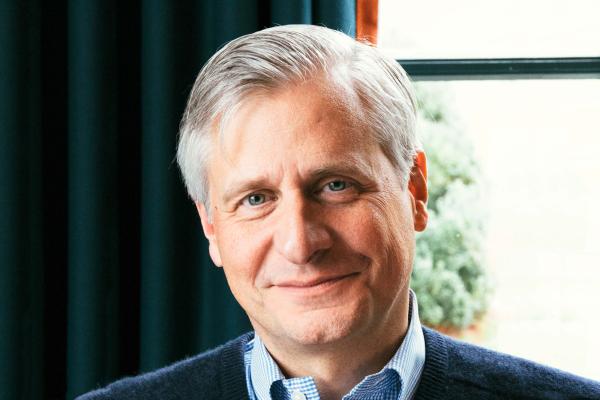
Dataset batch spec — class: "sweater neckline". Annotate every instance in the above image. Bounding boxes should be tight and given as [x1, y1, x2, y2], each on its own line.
[413, 327, 449, 400]
[219, 332, 254, 400]
[216, 327, 448, 400]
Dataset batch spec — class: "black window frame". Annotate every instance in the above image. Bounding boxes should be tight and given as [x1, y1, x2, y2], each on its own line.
[400, 57, 600, 80]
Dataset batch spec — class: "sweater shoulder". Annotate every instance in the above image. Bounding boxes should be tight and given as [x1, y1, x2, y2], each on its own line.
[76, 333, 252, 400]
[437, 329, 600, 399]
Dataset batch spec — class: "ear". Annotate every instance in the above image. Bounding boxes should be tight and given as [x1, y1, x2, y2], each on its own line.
[408, 151, 429, 232]
[195, 202, 223, 267]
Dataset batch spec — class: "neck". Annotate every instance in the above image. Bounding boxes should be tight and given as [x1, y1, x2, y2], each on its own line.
[256, 298, 410, 400]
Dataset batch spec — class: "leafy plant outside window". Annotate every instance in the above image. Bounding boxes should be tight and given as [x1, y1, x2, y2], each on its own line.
[412, 84, 492, 330]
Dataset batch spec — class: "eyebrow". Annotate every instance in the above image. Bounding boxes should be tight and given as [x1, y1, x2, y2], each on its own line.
[221, 176, 272, 205]
[220, 159, 376, 205]
[311, 162, 374, 183]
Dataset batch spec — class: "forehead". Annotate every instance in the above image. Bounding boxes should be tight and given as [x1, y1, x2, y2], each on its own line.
[207, 79, 383, 190]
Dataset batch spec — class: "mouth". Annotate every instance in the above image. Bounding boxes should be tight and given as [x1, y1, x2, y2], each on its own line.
[273, 272, 360, 292]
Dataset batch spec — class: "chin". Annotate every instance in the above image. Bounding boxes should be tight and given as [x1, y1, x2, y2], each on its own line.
[280, 303, 370, 346]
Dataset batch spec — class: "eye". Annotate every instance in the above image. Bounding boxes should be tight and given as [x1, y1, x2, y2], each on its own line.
[326, 180, 349, 191]
[317, 179, 361, 204]
[244, 193, 266, 206]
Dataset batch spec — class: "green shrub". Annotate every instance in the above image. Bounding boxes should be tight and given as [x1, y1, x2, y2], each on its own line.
[412, 83, 492, 329]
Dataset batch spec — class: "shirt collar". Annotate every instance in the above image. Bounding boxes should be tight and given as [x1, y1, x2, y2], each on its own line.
[250, 334, 287, 400]
[382, 289, 426, 400]
[247, 290, 425, 400]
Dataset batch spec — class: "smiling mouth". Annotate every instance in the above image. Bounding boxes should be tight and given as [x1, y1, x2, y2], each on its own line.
[274, 272, 360, 290]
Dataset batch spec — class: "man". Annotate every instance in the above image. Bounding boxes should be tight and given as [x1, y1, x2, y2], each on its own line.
[80, 25, 600, 400]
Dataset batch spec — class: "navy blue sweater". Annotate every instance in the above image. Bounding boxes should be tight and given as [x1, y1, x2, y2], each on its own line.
[78, 327, 600, 399]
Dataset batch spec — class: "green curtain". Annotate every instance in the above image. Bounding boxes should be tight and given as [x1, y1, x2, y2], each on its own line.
[0, 1, 355, 399]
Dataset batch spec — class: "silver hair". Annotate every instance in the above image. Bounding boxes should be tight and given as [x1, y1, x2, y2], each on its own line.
[176, 24, 418, 214]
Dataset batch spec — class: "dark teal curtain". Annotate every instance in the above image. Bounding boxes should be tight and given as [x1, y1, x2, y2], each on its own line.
[0, 1, 355, 399]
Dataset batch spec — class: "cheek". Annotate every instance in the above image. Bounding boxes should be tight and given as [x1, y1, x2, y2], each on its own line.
[215, 221, 273, 294]
[337, 194, 415, 283]
[343, 193, 413, 247]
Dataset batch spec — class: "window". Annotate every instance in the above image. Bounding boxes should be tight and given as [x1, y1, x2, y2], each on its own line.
[380, 0, 600, 381]
[379, 0, 600, 59]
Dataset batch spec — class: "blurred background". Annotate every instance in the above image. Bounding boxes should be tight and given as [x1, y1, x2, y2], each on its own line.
[1, 1, 598, 399]
[379, 0, 600, 381]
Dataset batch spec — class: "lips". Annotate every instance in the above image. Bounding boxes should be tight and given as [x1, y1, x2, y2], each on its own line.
[273, 272, 359, 288]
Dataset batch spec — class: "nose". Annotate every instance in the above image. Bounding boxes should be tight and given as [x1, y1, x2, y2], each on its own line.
[273, 193, 333, 265]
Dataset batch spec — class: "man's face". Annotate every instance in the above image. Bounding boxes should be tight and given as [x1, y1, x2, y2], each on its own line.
[198, 79, 427, 348]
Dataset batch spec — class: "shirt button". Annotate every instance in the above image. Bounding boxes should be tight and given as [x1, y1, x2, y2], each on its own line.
[291, 391, 306, 400]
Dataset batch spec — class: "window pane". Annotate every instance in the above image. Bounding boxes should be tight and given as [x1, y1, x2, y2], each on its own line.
[414, 79, 600, 380]
[379, 0, 600, 59]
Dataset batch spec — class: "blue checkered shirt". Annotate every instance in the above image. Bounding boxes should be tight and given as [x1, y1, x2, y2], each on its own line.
[244, 290, 426, 400]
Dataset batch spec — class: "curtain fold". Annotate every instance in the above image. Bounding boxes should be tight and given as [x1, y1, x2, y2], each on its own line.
[66, 1, 120, 397]
[0, 1, 44, 399]
[0, 1, 356, 398]
[139, 0, 207, 373]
